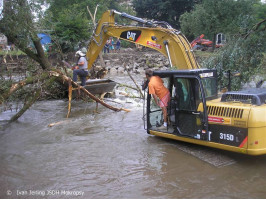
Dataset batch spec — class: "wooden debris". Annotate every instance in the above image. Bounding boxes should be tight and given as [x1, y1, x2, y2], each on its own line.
[3, 69, 130, 123]
[48, 120, 69, 127]
[123, 63, 144, 98]
[67, 78, 72, 118]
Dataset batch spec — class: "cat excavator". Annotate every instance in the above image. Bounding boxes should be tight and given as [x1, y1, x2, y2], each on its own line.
[85, 10, 266, 155]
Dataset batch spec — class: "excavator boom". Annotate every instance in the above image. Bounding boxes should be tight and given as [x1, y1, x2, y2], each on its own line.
[86, 10, 200, 70]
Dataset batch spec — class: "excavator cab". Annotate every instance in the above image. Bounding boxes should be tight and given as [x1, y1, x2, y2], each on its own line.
[146, 69, 217, 140]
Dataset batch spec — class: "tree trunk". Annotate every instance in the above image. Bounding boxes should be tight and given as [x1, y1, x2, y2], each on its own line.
[0, 0, 51, 71]
[9, 89, 41, 123]
[32, 35, 52, 70]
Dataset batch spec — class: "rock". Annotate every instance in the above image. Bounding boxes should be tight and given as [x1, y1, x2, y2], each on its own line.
[93, 49, 174, 76]
[94, 65, 102, 71]
[134, 69, 140, 74]
[133, 62, 139, 69]
[117, 66, 124, 73]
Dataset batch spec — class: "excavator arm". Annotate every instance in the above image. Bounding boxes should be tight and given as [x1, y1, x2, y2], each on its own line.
[86, 10, 200, 70]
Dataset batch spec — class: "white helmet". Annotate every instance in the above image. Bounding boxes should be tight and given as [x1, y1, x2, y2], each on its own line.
[81, 47, 87, 54]
[75, 50, 86, 57]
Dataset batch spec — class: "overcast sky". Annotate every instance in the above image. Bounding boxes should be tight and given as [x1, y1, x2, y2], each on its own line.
[0, 0, 3, 10]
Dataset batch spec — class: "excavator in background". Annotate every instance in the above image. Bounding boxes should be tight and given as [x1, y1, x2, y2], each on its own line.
[85, 10, 266, 155]
[191, 34, 225, 50]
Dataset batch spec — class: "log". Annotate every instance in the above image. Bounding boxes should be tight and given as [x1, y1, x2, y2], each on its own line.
[48, 120, 69, 127]
[67, 78, 72, 118]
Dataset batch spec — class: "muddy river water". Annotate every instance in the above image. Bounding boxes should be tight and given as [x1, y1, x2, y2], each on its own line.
[0, 72, 266, 199]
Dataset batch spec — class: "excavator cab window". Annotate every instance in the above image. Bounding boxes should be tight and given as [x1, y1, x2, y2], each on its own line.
[201, 77, 217, 99]
[147, 77, 171, 131]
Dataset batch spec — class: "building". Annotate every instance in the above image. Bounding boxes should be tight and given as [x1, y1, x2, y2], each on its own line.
[0, 33, 7, 49]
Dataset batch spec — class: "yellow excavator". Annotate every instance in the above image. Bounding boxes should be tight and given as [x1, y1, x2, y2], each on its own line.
[85, 10, 266, 155]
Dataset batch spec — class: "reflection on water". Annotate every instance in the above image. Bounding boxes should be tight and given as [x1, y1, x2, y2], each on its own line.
[1, 74, 266, 199]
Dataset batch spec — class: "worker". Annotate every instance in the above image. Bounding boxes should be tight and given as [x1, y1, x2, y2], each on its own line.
[115, 38, 121, 53]
[145, 69, 170, 130]
[73, 50, 88, 86]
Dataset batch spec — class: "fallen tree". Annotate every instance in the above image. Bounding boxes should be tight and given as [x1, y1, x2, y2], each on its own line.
[1, 69, 130, 123]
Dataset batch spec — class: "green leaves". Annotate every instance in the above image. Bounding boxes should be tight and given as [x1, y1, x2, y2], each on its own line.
[203, 34, 265, 90]
[179, 0, 265, 90]
[180, 0, 257, 40]
[133, 0, 199, 28]
[45, 0, 135, 52]
[44, 3, 91, 52]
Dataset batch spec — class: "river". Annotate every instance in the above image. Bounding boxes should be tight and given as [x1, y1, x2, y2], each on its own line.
[1, 72, 266, 199]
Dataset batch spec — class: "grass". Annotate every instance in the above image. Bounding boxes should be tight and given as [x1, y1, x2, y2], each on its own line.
[0, 50, 26, 56]
[193, 49, 222, 59]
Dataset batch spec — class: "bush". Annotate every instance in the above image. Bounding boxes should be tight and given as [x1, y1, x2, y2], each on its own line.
[202, 32, 265, 90]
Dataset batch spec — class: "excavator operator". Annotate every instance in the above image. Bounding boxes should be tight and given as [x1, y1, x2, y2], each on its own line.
[145, 69, 170, 130]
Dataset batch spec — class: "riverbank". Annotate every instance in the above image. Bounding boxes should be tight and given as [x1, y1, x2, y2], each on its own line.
[1, 48, 266, 89]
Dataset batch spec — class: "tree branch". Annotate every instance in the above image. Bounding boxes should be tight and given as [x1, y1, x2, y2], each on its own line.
[244, 19, 266, 39]
[9, 89, 41, 123]
[123, 63, 144, 98]
[0, 73, 50, 105]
